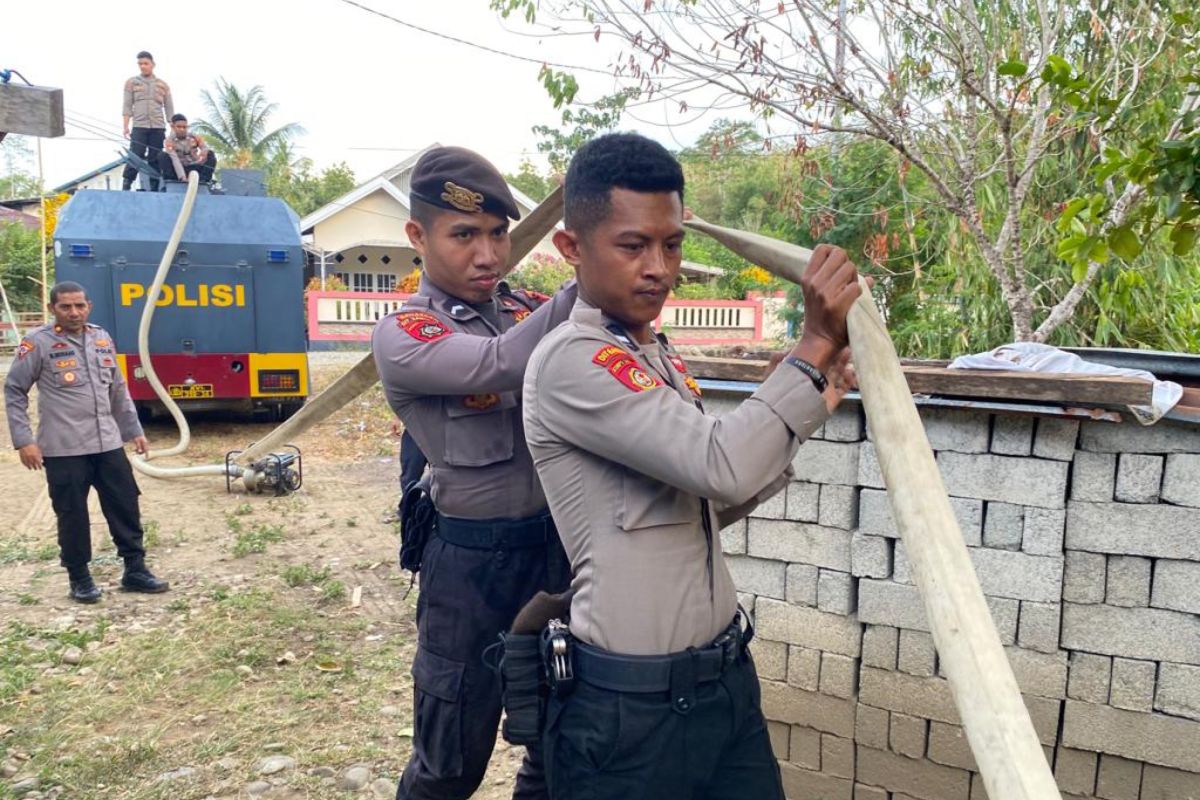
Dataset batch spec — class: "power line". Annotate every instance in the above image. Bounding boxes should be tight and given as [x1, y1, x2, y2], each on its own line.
[336, 0, 612, 76]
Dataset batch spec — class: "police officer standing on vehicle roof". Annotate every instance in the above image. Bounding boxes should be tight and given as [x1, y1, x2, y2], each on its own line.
[522, 133, 863, 799]
[122, 50, 174, 191]
[5, 282, 170, 604]
[371, 147, 576, 800]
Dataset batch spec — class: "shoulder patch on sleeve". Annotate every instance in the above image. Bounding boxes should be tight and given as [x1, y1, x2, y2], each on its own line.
[396, 311, 452, 343]
[16, 338, 34, 360]
[592, 345, 663, 393]
[525, 290, 551, 304]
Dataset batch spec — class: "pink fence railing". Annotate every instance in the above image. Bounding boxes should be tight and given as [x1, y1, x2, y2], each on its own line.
[307, 290, 776, 345]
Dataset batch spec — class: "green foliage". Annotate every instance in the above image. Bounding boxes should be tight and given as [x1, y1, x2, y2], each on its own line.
[505, 159, 554, 202]
[1, 135, 41, 199]
[232, 523, 285, 557]
[0, 220, 46, 311]
[194, 78, 305, 170]
[532, 90, 635, 173]
[281, 563, 333, 587]
[266, 149, 356, 217]
[507, 252, 575, 294]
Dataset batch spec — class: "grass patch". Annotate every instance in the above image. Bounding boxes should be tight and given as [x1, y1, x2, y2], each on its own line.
[232, 523, 285, 558]
[0, 537, 59, 565]
[281, 564, 332, 588]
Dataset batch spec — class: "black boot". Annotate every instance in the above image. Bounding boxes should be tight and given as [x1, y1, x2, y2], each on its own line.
[122, 179, 133, 191]
[69, 574, 103, 604]
[121, 560, 170, 593]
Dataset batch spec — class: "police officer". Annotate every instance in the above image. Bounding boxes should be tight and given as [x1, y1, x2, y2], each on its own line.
[371, 146, 576, 800]
[5, 281, 170, 603]
[522, 133, 862, 799]
[159, 114, 218, 183]
[121, 50, 174, 191]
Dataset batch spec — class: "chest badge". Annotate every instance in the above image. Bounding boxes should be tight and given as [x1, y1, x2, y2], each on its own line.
[464, 393, 501, 411]
[51, 341, 69, 350]
[63, 371, 78, 384]
[396, 311, 452, 343]
[55, 358, 78, 369]
[667, 354, 702, 398]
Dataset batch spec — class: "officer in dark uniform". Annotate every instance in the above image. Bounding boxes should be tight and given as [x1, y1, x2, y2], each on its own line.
[371, 147, 575, 800]
[5, 281, 170, 603]
[522, 133, 862, 799]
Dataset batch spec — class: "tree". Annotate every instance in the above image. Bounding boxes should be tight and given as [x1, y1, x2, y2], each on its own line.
[264, 144, 356, 217]
[506, 159, 554, 202]
[194, 78, 305, 169]
[0, 135, 40, 199]
[494, 0, 1199, 344]
[0, 221, 45, 311]
[532, 89, 635, 173]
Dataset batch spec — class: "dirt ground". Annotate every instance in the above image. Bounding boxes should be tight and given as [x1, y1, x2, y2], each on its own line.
[0, 353, 523, 800]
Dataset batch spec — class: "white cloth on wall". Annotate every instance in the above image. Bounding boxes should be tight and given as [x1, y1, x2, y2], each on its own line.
[949, 342, 1183, 425]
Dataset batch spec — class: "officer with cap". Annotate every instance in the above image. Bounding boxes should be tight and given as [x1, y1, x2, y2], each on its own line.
[372, 146, 576, 800]
[5, 281, 170, 603]
[522, 132, 863, 799]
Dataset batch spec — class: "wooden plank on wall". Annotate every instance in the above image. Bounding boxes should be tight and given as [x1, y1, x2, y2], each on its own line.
[687, 356, 1154, 407]
[0, 84, 65, 138]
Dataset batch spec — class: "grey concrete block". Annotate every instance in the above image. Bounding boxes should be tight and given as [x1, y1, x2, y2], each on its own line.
[1155, 662, 1200, 723]
[748, 519, 852, 571]
[1106, 555, 1151, 608]
[1006, 646, 1069, 699]
[1054, 747, 1099, 797]
[760, 680, 856, 737]
[1110, 658, 1157, 713]
[737, 592, 756, 615]
[926, 721, 975, 770]
[1081, 418, 1200, 454]
[779, 764, 853, 800]
[855, 703, 890, 750]
[720, 518, 747, 555]
[1162, 453, 1200, 508]
[855, 745, 972, 800]
[857, 488, 983, 545]
[857, 441, 885, 489]
[786, 563, 819, 607]
[1018, 601, 1062, 654]
[818, 569, 857, 615]
[938, 452, 1069, 509]
[1115, 453, 1164, 504]
[892, 541, 913, 584]
[862, 625, 898, 670]
[1068, 652, 1113, 704]
[1062, 603, 1200, 665]
[888, 712, 927, 759]
[898, 630, 937, 678]
[991, 415, 1034, 456]
[1151, 559, 1200, 615]
[858, 579, 1019, 643]
[819, 652, 859, 700]
[1066, 501, 1200, 560]
[724, 556, 786, 600]
[920, 408, 991, 454]
[1072, 451, 1117, 502]
[819, 483, 859, 530]
[788, 645, 821, 692]
[969, 548, 1064, 603]
[1141, 764, 1200, 800]
[853, 784, 888, 800]
[755, 598, 862, 657]
[1023, 508, 1066, 556]
[851, 533, 892, 579]
[786, 481, 821, 522]
[767, 719, 789, 760]
[983, 502, 1025, 550]
[822, 733, 856, 779]
[1033, 418, 1080, 461]
[749, 484, 788, 519]
[1096, 754, 1143, 800]
[788, 724, 821, 770]
[1064, 549, 1107, 604]
[824, 405, 865, 442]
[792, 440, 861, 486]
[752, 638, 788, 682]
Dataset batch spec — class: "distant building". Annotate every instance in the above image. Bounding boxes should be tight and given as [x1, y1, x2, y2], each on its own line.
[0, 205, 40, 229]
[52, 158, 126, 194]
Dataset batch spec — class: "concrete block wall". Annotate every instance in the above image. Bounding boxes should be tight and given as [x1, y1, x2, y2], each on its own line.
[715, 399, 1200, 800]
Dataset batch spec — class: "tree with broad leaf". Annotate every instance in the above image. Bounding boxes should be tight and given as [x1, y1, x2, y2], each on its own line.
[193, 78, 305, 169]
[493, 0, 1200, 344]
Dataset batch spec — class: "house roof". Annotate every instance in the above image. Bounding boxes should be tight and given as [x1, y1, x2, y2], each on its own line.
[52, 158, 125, 194]
[0, 206, 40, 229]
[299, 143, 550, 242]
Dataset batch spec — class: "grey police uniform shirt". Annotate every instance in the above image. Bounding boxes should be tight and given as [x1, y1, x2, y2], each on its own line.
[372, 276, 579, 521]
[5, 323, 144, 457]
[523, 300, 831, 656]
[165, 132, 208, 166]
[122, 75, 173, 129]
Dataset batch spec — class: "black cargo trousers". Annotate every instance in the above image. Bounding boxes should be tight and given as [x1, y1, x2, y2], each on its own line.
[397, 513, 570, 800]
[122, 127, 165, 190]
[42, 448, 146, 577]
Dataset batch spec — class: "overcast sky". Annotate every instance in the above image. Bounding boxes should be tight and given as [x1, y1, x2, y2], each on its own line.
[3, 0, 734, 188]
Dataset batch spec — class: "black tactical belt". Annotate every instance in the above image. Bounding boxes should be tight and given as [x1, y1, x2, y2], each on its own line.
[435, 512, 554, 550]
[572, 616, 748, 695]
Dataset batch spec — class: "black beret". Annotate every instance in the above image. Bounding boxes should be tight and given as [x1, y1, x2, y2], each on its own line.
[410, 146, 521, 221]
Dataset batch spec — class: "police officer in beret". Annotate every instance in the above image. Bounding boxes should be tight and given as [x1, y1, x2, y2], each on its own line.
[522, 133, 862, 799]
[5, 281, 170, 603]
[371, 146, 576, 800]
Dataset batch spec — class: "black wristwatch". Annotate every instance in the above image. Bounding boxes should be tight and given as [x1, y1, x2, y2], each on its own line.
[783, 355, 828, 393]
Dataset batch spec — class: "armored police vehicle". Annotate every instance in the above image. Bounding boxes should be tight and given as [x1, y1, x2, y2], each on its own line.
[53, 178, 309, 421]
